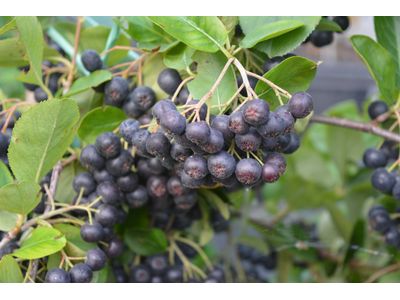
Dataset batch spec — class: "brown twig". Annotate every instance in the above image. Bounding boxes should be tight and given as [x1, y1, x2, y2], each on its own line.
[62, 154, 78, 168]
[27, 259, 39, 284]
[365, 263, 400, 283]
[310, 115, 400, 143]
[43, 161, 63, 214]
[100, 46, 144, 56]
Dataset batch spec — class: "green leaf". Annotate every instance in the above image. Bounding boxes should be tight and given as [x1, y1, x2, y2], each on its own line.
[79, 25, 131, 66]
[277, 250, 292, 283]
[55, 161, 87, 204]
[8, 98, 80, 183]
[325, 203, 352, 241]
[343, 220, 365, 265]
[239, 16, 321, 56]
[164, 43, 195, 70]
[77, 106, 126, 144]
[13, 17, 47, 92]
[12, 227, 67, 259]
[0, 209, 18, 232]
[0, 181, 41, 215]
[374, 17, 400, 90]
[91, 263, 108, 283]
[148, 17, 227, 53]
[53, 224, 97, 251]
[118, 206, 149, 233]
[47, 251, 65, 270]
[188, 51, 236, 115]
[217, 16, 239, 33]
[240, 20, 306, 49]
[0, 161, 13, 189]
[124, 228, 168, 256]
[315, 18, 343, 32]
[69, 89, 103, 120]
[0, 255, 23, 283]
[143, 54, 168, 100]
[349, 35, 396, 103]
[254, 56, 317, 110]
[64, 70, 112, 97]
[198, 198, 214, 246]
[199, 189, 230, 220]
[0, 18, 17, 36]
[63, 241, 86, 258]
[114, 17, 178, 53]
[236, 235, 270, 254]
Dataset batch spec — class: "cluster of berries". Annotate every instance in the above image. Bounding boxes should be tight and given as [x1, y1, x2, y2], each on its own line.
[304, 16, 350, 48]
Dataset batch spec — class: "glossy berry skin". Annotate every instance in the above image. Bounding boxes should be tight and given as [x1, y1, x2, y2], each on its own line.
[157, 68, 182, 95]
[119, 119, 140, 143]
[163, 266, 183, 283]
[384, 225, 400, 247]
[95, 204, 118, 227]
[45, 268, 71, 283]
[235, 158, 262, 185]
[146, 254, 168, 276]
[208, 151, 236, 179]
[371, 168, 396, 193]
[363, 147, 388, 169]
[368, 100, 388, 120]
[100, 237, 123, 258]
[242, 99, 270, 126]
[34, 87, 49, 102]
[130, 265, 152, 283]
[146, 175, 169, 199]
[85, 248, 107, 271]
[174, 160, 184, 176]
[147, 158, 167, 174]
[93, 169, 115, 184]
[96, 181, 121, 205]
[236, 76, 258, 97]
[69, 263, 93, 283]
[260, 137, 278, 150]
[116, 171, 139, 193]
[185, 121, 211, 145]
[160, 110, 186, 135]
[173, 131, 197, 149]
[257, 111, 285, 138]
[235, 127, 262, 152]
[275, 104, 289, 114]
[131, 86, 156, 111]
[95, 132, 121, 159]
[139, 113, 153, 126]
[229, 111, 250, 134]
[87, 192, 103, 210]
[106, 150, 134, 177]
[200, 128, 224, 154]
[152, 99, 177, 124]
[81, 49, 102, 72]
[264, 152, 286, 176]
[211, 115, 235, 143]
[170, 142, 193, 162]
[184, 100, 208, 121]
[123, 95, 145, 118]
[80, 145, 106, 172]
[310, 30, 333, 47]
[180, 171, 206, 189]
[381, 141, 399, 160]
[178, 86, 190, 105]
[263, 56, 285, 74]
[277, 111, 295, 134]
[126, 185, 148, 208]
[146, 132, 171, 157]
[261, 162, 280, 183]
[80, 223, 104, 243]
[392, 182, 400, 201]
[333, 16, 349, 32]
[132, 130, 151, 152]
[288, 92, 313, 119]
[73, 173, 96, 196]
[174, 190, 197, 209]
[167, 175, 190, 196]
[369, 210, 391, 233]
[273, 134, 292, 152]
[0, 133, 9, 156]
[207, 265, 225, 282]
[104, 76, 130, 105]
[282, 131, 300, 154]
[212, 173, 238, 187]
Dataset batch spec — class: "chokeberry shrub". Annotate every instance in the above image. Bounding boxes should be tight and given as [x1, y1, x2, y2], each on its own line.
[0, 15, 398, 284]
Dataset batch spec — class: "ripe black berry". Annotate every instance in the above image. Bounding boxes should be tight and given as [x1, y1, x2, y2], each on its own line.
[99, 237, 123, 258]
[184, 100, 208, 121]
[273, 134, 292, 152]
[131, 86, 156, 111]
[96, 181, 121, 205]
[123, 95, 145, 118]
[178, 86, 190, 105]
[288, 92, 313, 119]
[85, 248, 107, 271]
[242, 99, 270, 126]
[147, 175, 169, 199]
[310, 31, 333, 47]
[260, 137, 277, 150]
[160, 110, 186, 135]
[180, 171, 206, 189]
[0, 133, 9, 156]
[93, 168, 116, 183]
[152, 99, 177, 125]
[211, 115, 235, 142]
[147, 158, 167, 174]
[381, 141, 399, 160]
[34, 87, 49, 102]
[163, 266, 183, 283]
[236, 76, 258, 97]
[333, 16, 350, 32]
[130, 264, 152, 283]
[368, 100, 388, 120]
[282, 131, 300, 154]
[363, 147, 388, 169]
[95, 204, 118, 227]
[167, 175, 190, 196]
[185, 121, 211, 145]
[174, 190, 197, 209]
[384, 225, 400, 247]
[146, 132, 171, 157]
[371, 167, 396, 193]
[69, 263, 93, 283]
[157, 68, 182, 95]
[104, 76, 130, 105]
[119, 119, 140, 143]
[212, 173, 238, 187]
[126, 185, 149, 208]
[81, 49, 102, 72]
[80, 223, 104, 243]
[277, 111, 295, 134]
[45, 268, 71, 283]
[264, 152, 286, 176]
[229, 111, 250, 134]
[80, 145, 106, 172]
[235, 127, 262, 152]
[146, 254, 168, 276]
[256, 111, 285, 138]
[105, 149, 134, 177]
[170, 142, 193, 162]
[199, 128, 224, 154]
[116, 171, 139, 193]
[235, 158, 262, 185]
[73, 172, 96, 196]
[208, 151, 236, 179]
[261, 162, 280, 183]
[95, 132, 121, 159]
[184, 154, 208, 179]
[263, 56, 285, 74]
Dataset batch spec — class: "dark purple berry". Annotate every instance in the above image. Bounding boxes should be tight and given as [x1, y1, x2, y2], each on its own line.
[185, 121, 211, 145]
[242, 99, 270, 126]
[80, 223, 104, 243]
[126, 185, 148, 208]
[363, 147, 388, 169]
[256, 111, 285, 138]
[282, 131, 300, 154]
[287, 92, 313, 119]
[261, 163, 280, 183]
[105, 76, 130, 105]
[229, 111, 250, 134]
[147, 175, 169, 199]
[131, 86, 156, 111]
[116, 171, 138, 192]
[80, 145, 106, 172]
[235, 158, 262, 185]
[85, 248, 107, 271]
[235, 127, 262, 152]
[263, 56, 285, 74]
[200, 128, 224, 154]
[152, 99, 178, 124]
[105, 149, 134, 177]
[180, 171, 206, 189]
[184, 100, 208, 121]
[211, 115, 235, 143]
[146, 132, 171, 157]
[167, 175, 190, 196]
[371, 167, 396, 193]
[81, 49, 102, 72]
[73, 172, 96, 196]
[95, 132, 121, 159]
[263, 152, 286, 176]
[158, 68, 182, 95]
[100, 237, 123, 258]
[160, 110, 186, 135]
[119, 119, 140, 143]
[45, 268, 71, 283]
[208, 151, 236, 179]
[95, 204, 118, 227]
[69, 263, 93, 283]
